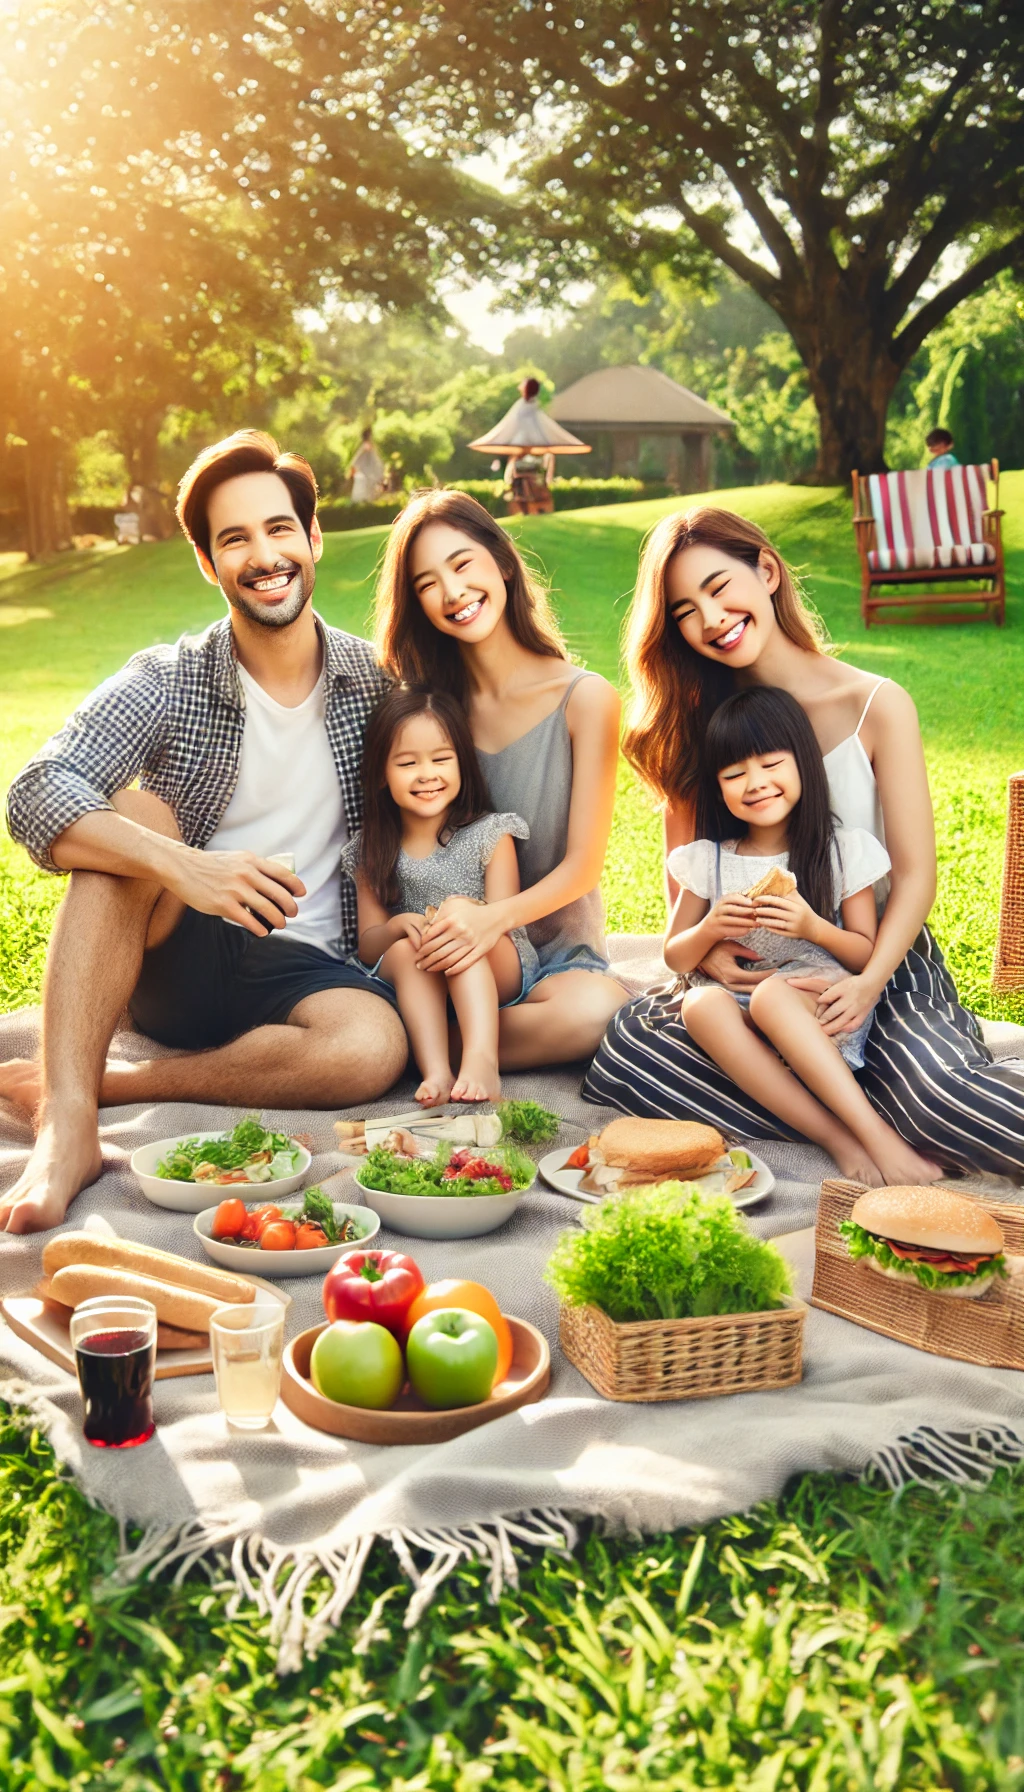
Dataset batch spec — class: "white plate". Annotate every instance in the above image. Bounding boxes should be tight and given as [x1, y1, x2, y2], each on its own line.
[131, 1132, 312, 1213]
[537, 1147, 775, 1208]
[194, 1201, 380, 1278]
[353, 1165, 536, 1240]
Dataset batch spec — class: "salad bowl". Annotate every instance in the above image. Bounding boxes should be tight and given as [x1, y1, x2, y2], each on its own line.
[354, 1175, 528, 1240]
[131, 1127, 311, 1212]
[353, 1142, 538, 1241]
[194, 1200, 379, 1277]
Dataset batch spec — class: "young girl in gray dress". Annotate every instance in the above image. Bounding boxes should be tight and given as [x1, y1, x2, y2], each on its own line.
[340, 685, 538, 1105]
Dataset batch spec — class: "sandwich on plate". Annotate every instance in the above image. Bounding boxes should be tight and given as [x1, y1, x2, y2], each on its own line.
[567, 1118, 757, 1197]
[839, 1185, 1007, 1298]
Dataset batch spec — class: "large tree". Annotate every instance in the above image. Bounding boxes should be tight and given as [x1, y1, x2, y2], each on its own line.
[378, 0, 1024, 480]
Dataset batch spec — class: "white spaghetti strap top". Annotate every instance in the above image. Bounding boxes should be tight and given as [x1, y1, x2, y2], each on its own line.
[822, 678, 889, 845]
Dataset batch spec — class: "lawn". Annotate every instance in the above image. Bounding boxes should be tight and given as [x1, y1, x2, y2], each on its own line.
[2, 484, 1023, 1787]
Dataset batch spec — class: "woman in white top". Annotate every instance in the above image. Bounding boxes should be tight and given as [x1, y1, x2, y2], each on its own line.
[349, 429, 385, 504]
[585, 506, 1024, 1177]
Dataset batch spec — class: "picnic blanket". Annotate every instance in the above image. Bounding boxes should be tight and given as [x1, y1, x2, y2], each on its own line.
[3, 934, 1024, 1672]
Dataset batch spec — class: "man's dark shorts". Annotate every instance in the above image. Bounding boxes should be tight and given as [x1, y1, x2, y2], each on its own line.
[130, 909, 399, 1050]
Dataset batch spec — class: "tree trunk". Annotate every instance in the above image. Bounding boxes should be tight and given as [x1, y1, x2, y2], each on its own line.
[785, 301, 903, 483]
[23, 431, 72, 559]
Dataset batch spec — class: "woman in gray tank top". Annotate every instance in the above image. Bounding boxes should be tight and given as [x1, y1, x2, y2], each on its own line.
[373, 489, 628, 1069]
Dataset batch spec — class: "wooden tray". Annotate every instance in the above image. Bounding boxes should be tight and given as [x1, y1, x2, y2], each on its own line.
[1, 1275, 290, 1381]
[281, 1314, 550, 1443]
[812, 1179, 1024, 1368]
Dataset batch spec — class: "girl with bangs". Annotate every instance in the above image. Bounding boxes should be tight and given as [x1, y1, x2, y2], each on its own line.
[373, 489, 628, 1071]
[584, 505, 1024, 1180]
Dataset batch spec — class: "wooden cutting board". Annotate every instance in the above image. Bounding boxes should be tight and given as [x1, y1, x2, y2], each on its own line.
[1, 1275, 290, 1381]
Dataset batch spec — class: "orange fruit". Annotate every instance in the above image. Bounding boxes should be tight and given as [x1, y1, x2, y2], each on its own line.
[404, 1280, 513, 1386]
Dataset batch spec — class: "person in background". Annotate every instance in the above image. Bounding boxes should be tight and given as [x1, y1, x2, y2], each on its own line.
[925, 427, 960, 470]
[350, 427, 386, 503]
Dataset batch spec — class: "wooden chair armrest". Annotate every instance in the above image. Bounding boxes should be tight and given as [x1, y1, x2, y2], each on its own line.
[983, 508, 1005, 519]
[852, 514, 875, 531]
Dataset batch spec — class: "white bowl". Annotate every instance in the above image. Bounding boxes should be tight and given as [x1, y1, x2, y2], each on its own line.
[194, 1201, 379, 1277]
[353, 1166, 534, 1240]
[131, 1132, 312, 1213]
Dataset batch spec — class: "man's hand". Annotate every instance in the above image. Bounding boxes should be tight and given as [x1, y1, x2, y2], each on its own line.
[697, 940, 774, 992]
[162, 845, 305, 937]
[416, 897, 505, 975]
[785, 971, 880, 1036]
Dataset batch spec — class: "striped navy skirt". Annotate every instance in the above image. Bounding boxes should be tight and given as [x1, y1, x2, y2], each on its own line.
[583, 929, 1024, 1177]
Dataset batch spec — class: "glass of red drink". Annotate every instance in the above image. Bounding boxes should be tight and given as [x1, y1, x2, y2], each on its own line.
[70, 1296, 158, 1448]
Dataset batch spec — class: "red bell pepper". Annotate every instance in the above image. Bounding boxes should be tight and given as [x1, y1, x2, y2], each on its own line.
[322, 1249, 425, 1335]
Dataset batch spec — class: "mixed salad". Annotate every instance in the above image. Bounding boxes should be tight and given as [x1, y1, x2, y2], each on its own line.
[359, 1140, 536, 1200]
[157, 1115, 304, 1185]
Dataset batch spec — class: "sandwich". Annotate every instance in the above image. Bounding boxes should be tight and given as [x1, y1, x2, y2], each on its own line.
[839, 1185, 1007, 1298]
[745, 865, 797, 901]
[569, 1118, 756, 1197]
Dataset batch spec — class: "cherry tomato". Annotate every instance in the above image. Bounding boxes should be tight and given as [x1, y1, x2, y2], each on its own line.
[294, 1222, 329, 1250]
[565, 1144, 590, 1170]
[241, 1203, 281, 1242]
[259, 1219, 297, 1252]
[211, 1198, 247, 1240]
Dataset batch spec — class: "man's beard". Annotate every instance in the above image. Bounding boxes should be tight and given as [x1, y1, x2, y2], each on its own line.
[227, 559, 312, 629]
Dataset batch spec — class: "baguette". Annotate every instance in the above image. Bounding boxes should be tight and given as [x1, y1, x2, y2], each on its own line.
[745, 865, 796, 902]
[49, 1264, 224, 1333]
[42, 1232, 253, 1306]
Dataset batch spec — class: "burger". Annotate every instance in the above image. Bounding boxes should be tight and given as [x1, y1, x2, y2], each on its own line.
[569, 1118, 756, 1197]
[839, 1185, 1007, 1298]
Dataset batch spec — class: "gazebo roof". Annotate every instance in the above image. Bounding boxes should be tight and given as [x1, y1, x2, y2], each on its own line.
[549, 364, 734, 432]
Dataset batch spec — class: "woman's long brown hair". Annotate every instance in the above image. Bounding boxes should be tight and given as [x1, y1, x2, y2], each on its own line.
[374, 489, 567, 699]
[357, 685, 492, 910]
[622, 508, 828, 805]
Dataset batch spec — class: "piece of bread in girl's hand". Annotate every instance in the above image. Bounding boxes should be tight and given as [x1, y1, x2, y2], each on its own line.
[745, 866, 797, 901]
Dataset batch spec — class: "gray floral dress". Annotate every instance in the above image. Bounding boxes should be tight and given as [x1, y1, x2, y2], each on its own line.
[339, 812, 541, 998]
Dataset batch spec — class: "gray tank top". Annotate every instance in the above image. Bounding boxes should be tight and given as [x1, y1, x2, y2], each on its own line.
[476, 670, 608, 969]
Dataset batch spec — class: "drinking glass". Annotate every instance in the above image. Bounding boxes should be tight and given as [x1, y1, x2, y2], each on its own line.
[70, 1295, 157, 1448]
[210, 1303, 285, 1430]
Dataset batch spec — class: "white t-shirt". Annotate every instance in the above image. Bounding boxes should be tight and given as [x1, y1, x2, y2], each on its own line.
[205, 663, 346, 955]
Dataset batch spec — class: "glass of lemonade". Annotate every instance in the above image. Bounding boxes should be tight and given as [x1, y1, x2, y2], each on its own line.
[210, 1303, 285, 1430]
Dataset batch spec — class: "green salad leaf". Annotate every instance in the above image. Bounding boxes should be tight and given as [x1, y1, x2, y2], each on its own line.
[359, 1141, 535, 1199]
[496, 1100, 560, 1145]
[280, 1187, 340, 1243]
[544, 1183, 793, 1323]
[155, 1116, 300, 1183]
[838, 1219, 1006, 1291]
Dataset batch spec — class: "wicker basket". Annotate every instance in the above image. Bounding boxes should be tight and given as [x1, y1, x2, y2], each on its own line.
[993, 770, 1024, 993]
[558, 1297, 806, 1403]
[812, 1179, 1024, 1369]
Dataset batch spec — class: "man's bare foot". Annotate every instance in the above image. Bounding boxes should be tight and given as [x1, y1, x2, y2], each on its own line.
[0, 1058, 43, 1115]
[873, 1139, 945, 1188]
[0, 1105, 103, 1233]
[416, 1068, 454, 1107]
[450, 1054, 500, 1103]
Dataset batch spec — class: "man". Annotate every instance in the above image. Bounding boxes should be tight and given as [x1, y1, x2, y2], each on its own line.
[925, 427, 960, 470]
[0, 431, 407, 1234]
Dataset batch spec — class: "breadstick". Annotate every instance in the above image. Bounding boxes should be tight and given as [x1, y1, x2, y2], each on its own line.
[49, 1265, 224, 1334]
[42, 1232, 253, 1305]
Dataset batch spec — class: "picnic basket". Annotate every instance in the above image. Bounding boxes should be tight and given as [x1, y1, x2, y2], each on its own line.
[812, 1179, 1024, 1369]
[558, 1297, 806, 1403]
[993, 770, 1024, 993]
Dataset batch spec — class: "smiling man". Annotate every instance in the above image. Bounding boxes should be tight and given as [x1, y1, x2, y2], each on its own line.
[1, 431, 407, 1233]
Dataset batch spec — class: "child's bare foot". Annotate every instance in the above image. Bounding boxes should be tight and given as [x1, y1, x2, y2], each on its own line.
[872, 1140, 945, 1188]
[0, 1104, 103, 1233]
[450, 1054, 500, 1103]
[0, 1058, 43, 1114]
[823, 1127, 884, 1187]
[416, 1069, 453, 1107]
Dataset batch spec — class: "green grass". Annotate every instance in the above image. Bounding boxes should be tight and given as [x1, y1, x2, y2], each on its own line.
[3, 485, 1024, 1784]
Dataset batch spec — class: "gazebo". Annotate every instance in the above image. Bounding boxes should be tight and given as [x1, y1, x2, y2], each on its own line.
[548, 364, 734, 490]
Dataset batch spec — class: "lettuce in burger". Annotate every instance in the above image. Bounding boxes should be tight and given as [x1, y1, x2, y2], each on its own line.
[839, 1185, 1006, 1298]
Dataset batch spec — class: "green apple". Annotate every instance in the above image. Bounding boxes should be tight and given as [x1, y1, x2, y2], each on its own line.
[310, 1319, 404, 1410]
[405, 1307, 498, 1410]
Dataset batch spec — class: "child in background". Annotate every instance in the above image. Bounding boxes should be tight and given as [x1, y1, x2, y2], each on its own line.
[925, 427, 960, 469]
[340, 685, 538, 1104]
[665, 686, 942, 1188]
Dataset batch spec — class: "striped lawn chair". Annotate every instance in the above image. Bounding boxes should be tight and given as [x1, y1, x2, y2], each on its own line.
[851, 461, 1005, 627]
